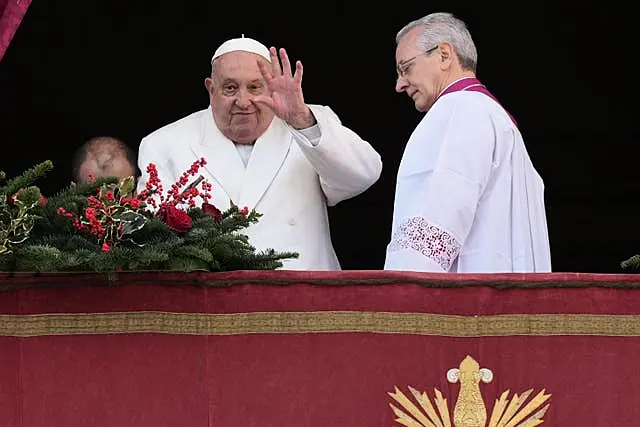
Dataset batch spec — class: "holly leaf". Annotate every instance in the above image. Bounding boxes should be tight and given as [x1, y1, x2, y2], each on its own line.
[116, 211, 148, 235]
[118, 176, 136, 197]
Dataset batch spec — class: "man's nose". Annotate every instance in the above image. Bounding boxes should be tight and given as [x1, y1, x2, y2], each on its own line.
[235, 90, 252, 108]
[395, 76, 408, 93]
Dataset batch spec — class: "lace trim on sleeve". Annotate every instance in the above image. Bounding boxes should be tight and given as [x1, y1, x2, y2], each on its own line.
[387, 216, 461, 271]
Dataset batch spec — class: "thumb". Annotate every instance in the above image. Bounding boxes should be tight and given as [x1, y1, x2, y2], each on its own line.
[253, 94, 276, 111]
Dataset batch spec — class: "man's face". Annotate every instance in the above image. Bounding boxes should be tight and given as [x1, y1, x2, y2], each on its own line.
[78, 152, 135, 184]
[395, 27, 442, 112]
[205, 51, 275, 143]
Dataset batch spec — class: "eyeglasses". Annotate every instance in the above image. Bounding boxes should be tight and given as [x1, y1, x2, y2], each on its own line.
[396, 45, 439, 77]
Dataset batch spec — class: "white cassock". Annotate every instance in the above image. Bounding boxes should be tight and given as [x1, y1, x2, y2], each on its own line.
[384, 87, 551, 273]
[137, 104, 382, 270]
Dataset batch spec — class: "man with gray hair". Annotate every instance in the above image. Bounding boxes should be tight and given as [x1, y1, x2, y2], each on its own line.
[384, 12, 551, 273]
[136, 36, 382, 270]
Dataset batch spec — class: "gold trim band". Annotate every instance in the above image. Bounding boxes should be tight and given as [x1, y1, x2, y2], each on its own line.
[1, 311, 640, 337]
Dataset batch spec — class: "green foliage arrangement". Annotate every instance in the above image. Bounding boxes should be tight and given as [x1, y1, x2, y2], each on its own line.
[0, 160, 52, 257]
[0, 159, 297, 273]
[621, 255, 640, 271]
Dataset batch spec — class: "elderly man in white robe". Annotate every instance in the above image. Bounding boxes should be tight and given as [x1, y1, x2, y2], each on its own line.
[384, 12, 551, 273]
[136, 36, 383, 270]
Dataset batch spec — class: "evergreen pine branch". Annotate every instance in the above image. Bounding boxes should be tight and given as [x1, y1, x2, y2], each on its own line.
[18, 186, 43, 206]
[13, 245, 64, 272]
[165, 257, 212, 272]
[1, 160, 299, 273]
[621, 254, 640, 270]
[51, 176, 119, 199]
[0, 253, 14, 271]
[0, 160, 53, 196]
[172, 245, 214, 263]
[127, 247, 171, 270]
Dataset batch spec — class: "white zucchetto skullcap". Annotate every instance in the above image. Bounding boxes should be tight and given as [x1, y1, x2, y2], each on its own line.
[211, 34, 271, 63]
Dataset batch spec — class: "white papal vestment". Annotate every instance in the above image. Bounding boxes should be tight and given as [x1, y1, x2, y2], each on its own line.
[137, 104, 382, 271]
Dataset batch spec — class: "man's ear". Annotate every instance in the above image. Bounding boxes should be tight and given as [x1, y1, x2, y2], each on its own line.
[205, 77, 213, 93]
[438, 42, 455, 71]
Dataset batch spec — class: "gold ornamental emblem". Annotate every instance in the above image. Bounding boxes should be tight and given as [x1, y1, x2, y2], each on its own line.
[388, 355, 551, 427]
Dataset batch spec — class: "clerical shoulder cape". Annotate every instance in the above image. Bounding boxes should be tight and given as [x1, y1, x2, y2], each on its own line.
[384, 78, 552, 273]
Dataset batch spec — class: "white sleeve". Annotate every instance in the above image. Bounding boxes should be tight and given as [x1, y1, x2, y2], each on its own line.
[290, 105, 383, 206]
[295, 124, 321, 146]
[385, 98, 496, 272]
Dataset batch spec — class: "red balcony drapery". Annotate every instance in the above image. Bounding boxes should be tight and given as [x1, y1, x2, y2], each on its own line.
[1, 269, 640, 426]
[0, 0, 31, 62]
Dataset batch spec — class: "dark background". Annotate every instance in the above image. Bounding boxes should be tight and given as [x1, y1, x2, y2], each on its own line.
[0, 2, 633, 273]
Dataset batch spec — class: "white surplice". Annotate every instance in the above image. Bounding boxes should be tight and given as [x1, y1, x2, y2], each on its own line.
[384, 90, 551, 273]
[136, 104, 382, 270]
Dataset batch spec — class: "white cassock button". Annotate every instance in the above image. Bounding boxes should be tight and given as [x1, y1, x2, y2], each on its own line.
[288, 218, 296, 226]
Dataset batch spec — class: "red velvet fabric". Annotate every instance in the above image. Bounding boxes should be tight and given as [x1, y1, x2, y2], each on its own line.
[0, 0, 31, 62]
[0, 270, 639, 426]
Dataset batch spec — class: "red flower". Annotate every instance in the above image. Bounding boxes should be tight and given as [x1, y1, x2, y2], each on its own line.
[159, 205, 192, 233]
[6, 188, 24, 205]
[202, 202, 222, 222]
[40, 194, 47, 206]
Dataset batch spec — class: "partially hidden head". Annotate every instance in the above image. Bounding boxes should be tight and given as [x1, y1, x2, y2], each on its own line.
[205, 36, 275, 144]
[72, 136, 138, 184]
[395, 12, 478, 112]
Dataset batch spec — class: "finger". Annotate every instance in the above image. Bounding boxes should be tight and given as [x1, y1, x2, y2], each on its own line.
[252, 95, 275, 110]
[269, 47, 282, 76]
[257, 60, 273, 82]
[293, 60, 303, 86]
[279, 48, 293, 77]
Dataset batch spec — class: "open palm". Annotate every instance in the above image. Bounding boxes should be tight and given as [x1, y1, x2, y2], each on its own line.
[256, 47, 312, 128]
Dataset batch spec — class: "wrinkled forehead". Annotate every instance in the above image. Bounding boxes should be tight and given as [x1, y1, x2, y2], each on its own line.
[212, 51, 269, 82]
[396, 27, 423, 62]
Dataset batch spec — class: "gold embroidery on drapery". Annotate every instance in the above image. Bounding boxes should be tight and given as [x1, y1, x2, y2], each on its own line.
[389, 355, 551, 427]
[1, 311, 640, 337]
